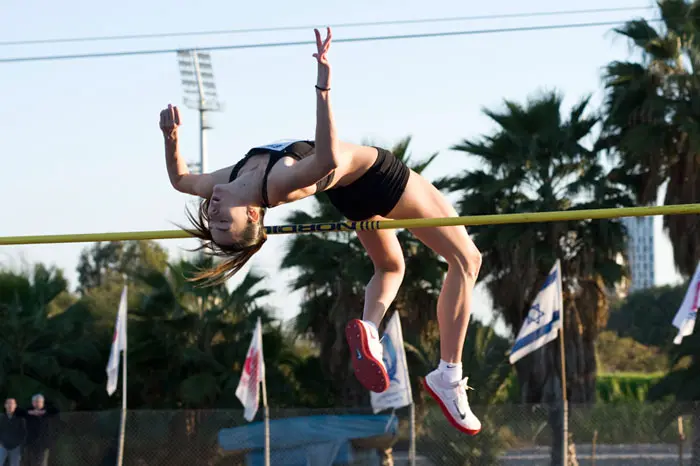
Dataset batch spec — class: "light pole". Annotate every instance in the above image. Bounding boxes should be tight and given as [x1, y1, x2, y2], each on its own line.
[176, 50, 223, 174]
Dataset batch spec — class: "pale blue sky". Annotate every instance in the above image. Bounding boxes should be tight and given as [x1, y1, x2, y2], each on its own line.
[0, 0, 681, 335]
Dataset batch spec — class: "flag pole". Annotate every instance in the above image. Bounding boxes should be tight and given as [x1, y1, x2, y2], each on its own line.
[262, 376, 270, 466]
[236, 317, 269, 464]
[116, 328, 127, 466]
[404, 322, 415, 466]
[559, 325, 568, 465]
[557, 260, 568, 466]
[409, 402, 416, 466]
[260, 318, 271, 466]
[116, 277, 128, 466]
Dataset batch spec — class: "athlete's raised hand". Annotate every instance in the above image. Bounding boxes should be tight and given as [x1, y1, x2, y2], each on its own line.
[159, 104, 181, 141]
[313, 27, 332, 65]
[313, 27, 332, 90]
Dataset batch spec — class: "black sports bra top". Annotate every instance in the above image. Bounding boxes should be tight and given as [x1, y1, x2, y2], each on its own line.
[228, 140, 335, 208]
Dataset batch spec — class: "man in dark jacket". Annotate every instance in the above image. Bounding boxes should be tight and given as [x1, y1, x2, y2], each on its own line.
[0, 398, 26, 466]
[16, 395, 58, 466]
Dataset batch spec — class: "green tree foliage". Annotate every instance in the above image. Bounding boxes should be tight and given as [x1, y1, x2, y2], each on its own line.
[596, 372, 665, 402]
[76, 240, 168, 294]
[441, 90, 632, 405]
[607, 284, 686, 351]
[126, 254, 302, 409]
[602, 6, 700, 452]
[601, 0, 700, 277]
[441, 91, 632, 466]
[596, 330, 668, 373]
[648, 326, 700, 466]
[0, 251, 311, 416]
[0, 265, 102, 409]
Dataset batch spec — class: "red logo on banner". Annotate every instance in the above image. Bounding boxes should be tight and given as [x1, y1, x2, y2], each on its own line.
[244, 348, 260, 392]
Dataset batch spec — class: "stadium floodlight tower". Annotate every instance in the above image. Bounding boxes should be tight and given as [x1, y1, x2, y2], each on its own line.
[176, 49, 223, 174]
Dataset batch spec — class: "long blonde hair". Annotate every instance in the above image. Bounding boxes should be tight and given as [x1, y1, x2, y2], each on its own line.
[182, 198, 267, 286]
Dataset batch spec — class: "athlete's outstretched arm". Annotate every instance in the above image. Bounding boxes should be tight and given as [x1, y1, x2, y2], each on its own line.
[267, 28, 342, 197]
[159, 104, 226, 199]
[312, 27, 340, 171]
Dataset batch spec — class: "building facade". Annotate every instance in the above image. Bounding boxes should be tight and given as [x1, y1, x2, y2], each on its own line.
[622, 216, 655, 292]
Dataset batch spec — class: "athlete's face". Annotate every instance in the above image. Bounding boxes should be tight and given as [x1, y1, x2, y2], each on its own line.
[208, 185, 258, 246]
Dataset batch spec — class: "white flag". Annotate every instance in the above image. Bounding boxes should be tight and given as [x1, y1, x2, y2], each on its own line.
[106, 285, 128, 396]
[370, 312, 412, 413]
[672, 261, 700, 345]
[236, 318, 265, 422]
[509, 260, 563, 364]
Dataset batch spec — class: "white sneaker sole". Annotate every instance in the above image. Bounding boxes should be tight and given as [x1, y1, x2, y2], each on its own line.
[345, 319, 389, 393]
[423, 376, 480, 435]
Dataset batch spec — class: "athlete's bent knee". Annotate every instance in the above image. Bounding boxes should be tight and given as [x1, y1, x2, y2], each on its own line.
[467, 245, 482, 280]
[374, 256, 406, 277]
[447, 240, 482, 280]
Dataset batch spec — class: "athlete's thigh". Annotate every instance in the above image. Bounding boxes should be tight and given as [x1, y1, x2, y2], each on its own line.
[388, 170, 474, 260]
[356, 217, 405, 272]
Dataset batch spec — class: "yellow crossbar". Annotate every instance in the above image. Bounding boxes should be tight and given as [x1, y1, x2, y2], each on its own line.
[1, 203, 699, 246]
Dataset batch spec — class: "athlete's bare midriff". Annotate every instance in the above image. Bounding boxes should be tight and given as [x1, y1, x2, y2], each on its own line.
[227, 141, 378, 190]
[329, 141, 379, 188]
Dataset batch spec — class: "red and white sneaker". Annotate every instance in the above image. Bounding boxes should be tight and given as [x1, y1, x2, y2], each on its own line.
[345, 319, 390, 393]
[423, 370, 481, 435]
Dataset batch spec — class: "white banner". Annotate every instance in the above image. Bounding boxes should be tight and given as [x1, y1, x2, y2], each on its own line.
[236, 318, 265, 422]
[106, 286, 128, 396]
[672, 261, 700, 345]
[370, 312, 412, 413]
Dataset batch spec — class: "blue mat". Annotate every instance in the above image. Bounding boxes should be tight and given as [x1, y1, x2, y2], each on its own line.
[218, 414, 397, 466]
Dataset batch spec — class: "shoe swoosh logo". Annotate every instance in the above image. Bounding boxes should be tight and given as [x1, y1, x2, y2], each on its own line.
[453, 400, 466, 420]
[356, 349, 362, 360]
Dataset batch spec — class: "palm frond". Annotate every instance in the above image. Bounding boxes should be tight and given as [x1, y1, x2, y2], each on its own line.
[613, 19, 661, 50]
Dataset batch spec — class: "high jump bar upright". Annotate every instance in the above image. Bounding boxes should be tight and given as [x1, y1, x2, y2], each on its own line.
[1, 203, 699, 246]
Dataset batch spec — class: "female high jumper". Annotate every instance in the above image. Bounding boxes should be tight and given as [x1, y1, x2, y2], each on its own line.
[159, 27, 482, 435]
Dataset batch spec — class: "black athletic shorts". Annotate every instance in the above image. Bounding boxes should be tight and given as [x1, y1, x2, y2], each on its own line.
[325, 147, 410, 221]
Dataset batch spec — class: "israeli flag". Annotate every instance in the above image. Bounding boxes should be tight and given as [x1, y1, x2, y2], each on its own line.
[509, 260, 563, 364]
[370, 312, 412, 413]
[672, 261, 700, 345]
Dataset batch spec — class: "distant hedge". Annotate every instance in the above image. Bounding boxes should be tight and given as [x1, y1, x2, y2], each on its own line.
[596, 372, 666, 403]
[502, 372, 666, 403]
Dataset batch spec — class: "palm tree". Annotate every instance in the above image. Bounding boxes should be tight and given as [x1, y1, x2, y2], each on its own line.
[282, 224, 370, 406]
[441, 91, 631, 465]
[0, 264, 102, 409]
[601, 0, 700, 277]
[129, 254, 298, 409]
[117, 255, 304, 465]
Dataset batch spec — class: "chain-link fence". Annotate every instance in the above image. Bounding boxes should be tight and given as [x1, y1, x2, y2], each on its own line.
[21, 402, 698, 465]
[418, 401, 697, 466]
